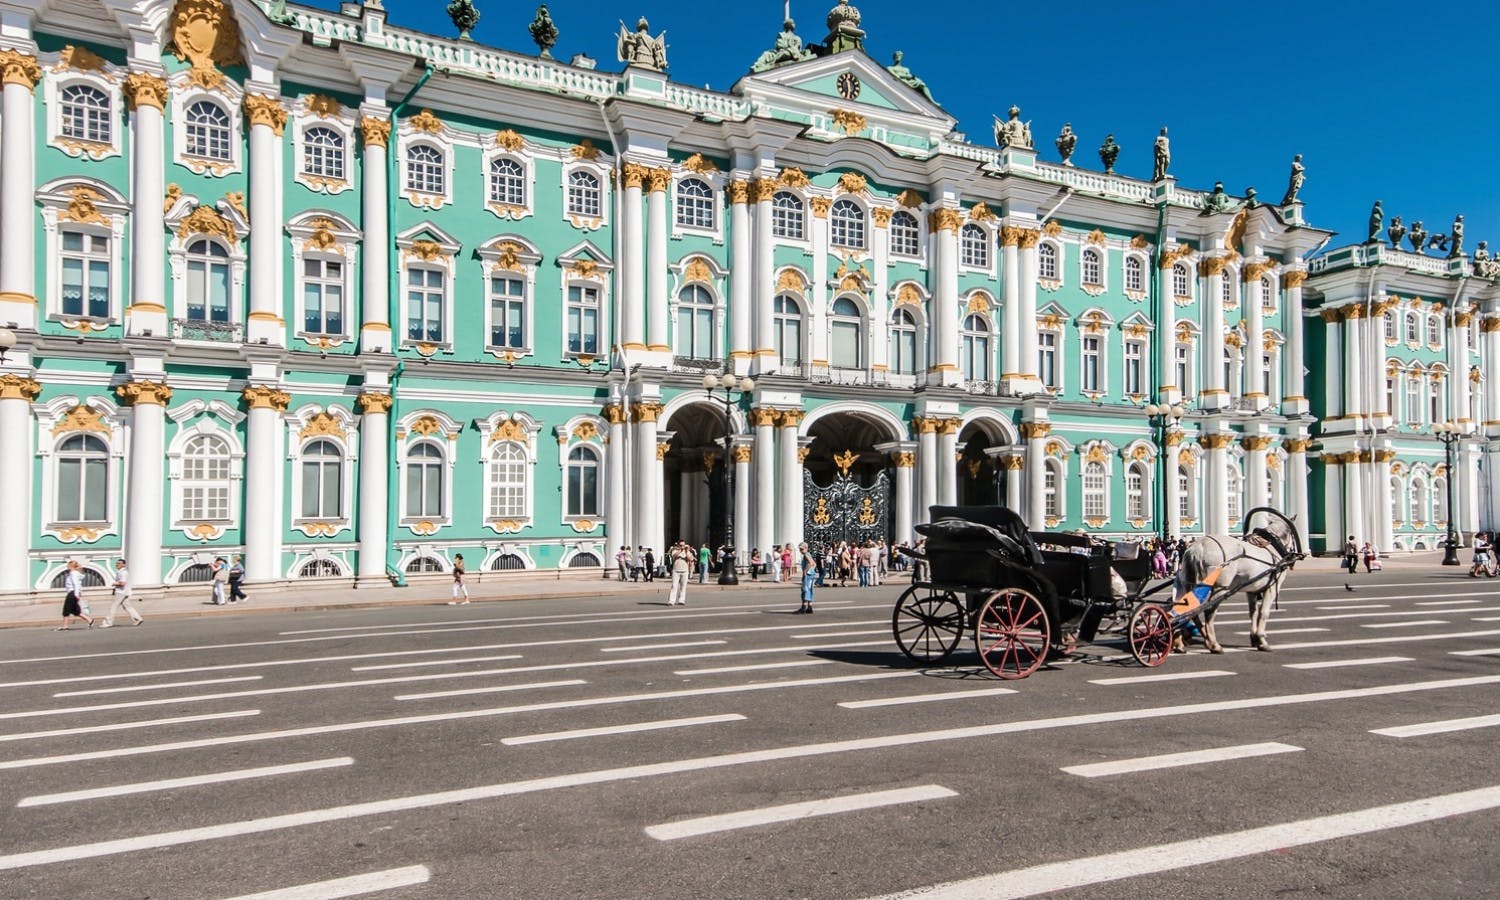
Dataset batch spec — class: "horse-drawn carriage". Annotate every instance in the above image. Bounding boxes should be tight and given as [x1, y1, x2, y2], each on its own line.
[893, 505, 1302, 679]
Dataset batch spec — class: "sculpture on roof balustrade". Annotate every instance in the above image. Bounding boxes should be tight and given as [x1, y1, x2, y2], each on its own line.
[822, 0, 865, 53]
[751, 18, 814, 72]
[1406, 220, 1427, 254]
[1152, 127, 1171, 181]
[1055, 123, 1076, 166]
[1368, 200, 1384, 243]
[1449, 214, 1465, 258]
[1202, 181, 1233, 215]
[1098, 133, 1120, 174]
[618, 16, 667, 71]
[1474, 242, 1500, 278]
[886, 51, 933, 102]
[529, 4, 558, 58]
[1281, 154, 1304, 205]
[992, 105, 1032, 150]
[447, 0, 479, 41]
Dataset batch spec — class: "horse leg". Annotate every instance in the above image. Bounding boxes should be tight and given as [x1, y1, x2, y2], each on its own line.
[1199, 607, 1224, 654]
[1250, 590, 1274, 651]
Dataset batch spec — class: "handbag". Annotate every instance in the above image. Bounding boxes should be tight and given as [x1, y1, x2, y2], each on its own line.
[1340, 557, 1350, 569]
[1371, 559, 1382, 571]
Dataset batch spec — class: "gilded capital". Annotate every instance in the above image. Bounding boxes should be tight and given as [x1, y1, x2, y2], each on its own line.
[912, 416, 938, 435]
[1199, 433, 1234, 450]
[1280, 270, 1308, 290]
[727, 180, 750, 204]
[1019, 421, 1051, 440]
[732, 445, 753, 464]
[0, 50, 41, 89]
[243, 93, 288, 136]
[1240, 435, 1275, 451]
[115, 381, 174, 407]
[602, 403, 627, 425]
[0, 374, 42, 402]
[631, 401, 663, 423]
[356, 392, 394, 415]
[809, 197, 831, 219]
[927, 209, 962, 233]
[359, 116, 391, 148]
[750, 178, 779, 203]
[1000, 226, 1023, 247]
[644, 167, 672, 193]
[621, 162, 650, 190]
[871, 207, 893, 228]
[242, 385, 291, 411]
[749, 407, 779, 428]
[123, 72, 169, 111]
[1374, 448, 1398, 463]
[1282, 438, 1313, 453]
[937, 417, 961, 436]
[1340, 304, 1365, 320]
[1015, 228, 1041, 250]
[1480, 317, 1500, 334]
[775, 409, 805, 428]
[796, 446, 811, 464]
[1001, 455, 1025, 471]
[1198, 256, 1229, 277]
[1241, 260, 1277, 282]
[892, 451, 916, 468]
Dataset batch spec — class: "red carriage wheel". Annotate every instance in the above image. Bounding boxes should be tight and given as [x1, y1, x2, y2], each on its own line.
[1129, 605, 1173, 667]
[974, 588, 1050, 680]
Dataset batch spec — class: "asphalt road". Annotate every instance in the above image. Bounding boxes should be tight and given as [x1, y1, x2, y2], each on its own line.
[1, 569, 1498, 899]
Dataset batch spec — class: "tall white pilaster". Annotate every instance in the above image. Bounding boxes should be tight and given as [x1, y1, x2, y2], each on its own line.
[620, 166, 647, 352]
[631, 401, 662, 555]
[929, 211, 961, 386]
[1000, 238, 1021, 393]
[124, 72, 168, 336]
[777, 410, 804, 546]
[915, 417, 938, 524]
[1243, 266, 1267, 405]
[241, 385, 289, 581]
[358, 113, 392, 352]
[244, 93, 287, 346]
[1282, 271, 1309, 415]
[1374, 449, 1395, 552]
[890, 449, 915, 545]
[1023, 422, 1048, 528]
[1322, 455, 1344, 555]
[1016, 229, 1042, 389]
[605, 403, 629, 553]
[0, 53, 40, 328]
[1203, 432, 1231, 537]
[732, 444, 751, 564]
[645, 168, 670, 353]
[1244, 436, 1270, 511]
[752, 408, 777, 555]
[1345, 454, 1368, 547]
[0, 375, 41, 591]
[1162, 436, 1183, 539]
[752, 178, 776, 373]
[1284, 439, 1311, 551]
[936, 418, 959, 506]
[355, 391, 391, 585]
[117, 381, 171, 587]
[728, 180, 752, 373]
[1202, 259, 1228, 409]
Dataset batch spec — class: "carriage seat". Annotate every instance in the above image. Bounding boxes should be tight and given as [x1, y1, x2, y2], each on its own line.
[1109, 540, 1152, 586]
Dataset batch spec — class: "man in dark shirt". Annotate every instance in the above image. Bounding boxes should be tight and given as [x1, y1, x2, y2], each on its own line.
[644, 547, 656, 582]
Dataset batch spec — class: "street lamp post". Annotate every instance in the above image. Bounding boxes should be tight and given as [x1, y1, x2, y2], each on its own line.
[702, 372, 755, 585]
[1435, 421, 1462, 566]
[1144, 402, 1184, 545]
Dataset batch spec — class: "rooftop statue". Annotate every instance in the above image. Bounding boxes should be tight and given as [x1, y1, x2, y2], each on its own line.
[1152, 127, 1171, 181]
[1055, 123, 1076, 166]
[1407, 220, 1427, 254]
[529, 4, 558, 59]
[1427, 231, 1450, 254]
[1244, 186, 1259, 209]
[1098, 133, 1120, 174]
[1474, 242, 1500, 279]
[1202, 181, 1233, 215]
[751, 18, 814, 72]
[887, 51, 933, 102]
[1367, 200, 1383, 243]
[823, 0, 865, 53]
[447, 0, 479, 41]
[266, 0, 296, 26]
[618, 17, 667, 71]
[993, 105, 1032, 150]
[1281, 154, 1304, 206]
[1386, 214, 1405, 250]
[1450, 214, 1465, 258]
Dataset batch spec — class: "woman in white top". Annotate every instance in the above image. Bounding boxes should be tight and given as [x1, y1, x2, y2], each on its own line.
[58, 560, 94, 630]
[103, 558, 143, 627]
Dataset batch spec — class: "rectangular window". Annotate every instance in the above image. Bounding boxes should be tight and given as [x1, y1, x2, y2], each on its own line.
[567, 284, 599, 354]
[1385, 377, 1395, 417]
[1431, 380, 1443, 423]
[60, 231, 111, 319]
[567, 464, 598, 517]
[1406, 378, 1421, 426]
[1428, 317, 1442, 347]
[406, 267, 445, 343]
[186, 257, 230, 323]
[1038, 331, 1058, 389]
[1123, 341, 1143, 395]
[301, 258, 344, 335]
[1081, 335, 1101, 392]
[1175, 343, 1192, 396]
[488, 275, 526, 349]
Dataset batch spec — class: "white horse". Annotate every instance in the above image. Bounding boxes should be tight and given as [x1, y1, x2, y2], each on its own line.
[1173, 513, 1301, 653]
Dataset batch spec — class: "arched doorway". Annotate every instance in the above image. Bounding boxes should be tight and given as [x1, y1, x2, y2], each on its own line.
[957, 419, 1009, 507]
[802, 410, 900, 549]
[661, 402, 728, 551]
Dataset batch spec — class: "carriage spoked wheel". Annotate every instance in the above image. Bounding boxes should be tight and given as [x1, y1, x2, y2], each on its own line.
[1128, 605, 1173, 667]
[973, 588, 1050, 680]
[892, 587, 965, 664]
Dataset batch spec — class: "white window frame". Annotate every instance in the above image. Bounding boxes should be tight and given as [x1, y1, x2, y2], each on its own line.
[1082, 459, 1109, 522]
[402, 141, 450, 209]
[1080, 332, 1105, 394]
[1123, 339, 1145, 396]
[286, 406, 357, 538]
[1405, 311, 1420, 345]
[1178, 463, 1197, 523]
[1384, 311, 1398, 342]
[1433, 476, 1449, 523]
[674, 176, 717, 232]
[889, 306, 922, 376]
[47, 74, 122, 160]
[774, 292, 806, 367]
[478, 412, 539, 533]
[477, 237, 540, 358]
[483, 151, 534, 220]
[52, 432, 113, 526]
[1124, 254, 1146, 296]
[167, 226, 246, 341]
[287, 212, 361, 345]
[959, 223, 991, 270]
[1405, 374, 1422, 426]
[829, 198, 867, 251]
[772, 190, 806, 241]
[170, 79, 244, 176]
[1172, 263, 1192, 301]
[1427, 314, 1443, 349]
[1226, 460, 1243, 525]
[1175, 339, 1195, 397]
[1038, 240, 1062, 285]
[1043, 458, 1064, 521]
[1126, 461, 1150, 522]
[564, 281, 602, 358]
[828, 294, 867, 370]
[398, 438, 455, 528]
[562, 163, 610, 229]
[960, 313, 992, 383]
[1037, 327, 1062, 392]
[675, 283, 718, 361]
[38, 179, 128, 327]
[1260, 275, 1278, 314]
[1409, 476, 1427, 524]
[1430, 375, 1445, 423]
[165, 401, 245, 540]
[889, 210, 922, 258]
[395, 228, 459, 352]
[1080, 247, 1105, 292]
[564, 444, 603, 520]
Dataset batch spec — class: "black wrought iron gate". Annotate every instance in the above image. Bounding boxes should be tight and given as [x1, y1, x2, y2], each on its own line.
[802, 469, 891, 550]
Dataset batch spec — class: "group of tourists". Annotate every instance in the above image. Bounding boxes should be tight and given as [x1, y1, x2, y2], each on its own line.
[56, 558, 142, 631]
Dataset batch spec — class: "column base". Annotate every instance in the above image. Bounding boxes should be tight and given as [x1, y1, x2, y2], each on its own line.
[246, 313, 286, 347]
[1002, 374, 1045, 397]
[928, 366, 963, 388]
[124, 303, 169, 338]
[0, 292, 37, 329]
[1199, 390, 1230, 412]
[359, 323, 393, 354]
[355, 574, 396, 589]
[1280, 397, 1310, 417]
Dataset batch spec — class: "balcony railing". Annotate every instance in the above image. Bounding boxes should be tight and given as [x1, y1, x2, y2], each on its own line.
[670, 355, 723, 374]
[172, 318, 242, 343]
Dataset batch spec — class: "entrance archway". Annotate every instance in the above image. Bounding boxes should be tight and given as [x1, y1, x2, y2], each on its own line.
[802, 409, 901, 549]
[957, 419, 1009, 507]
[661, 402, 727, 551]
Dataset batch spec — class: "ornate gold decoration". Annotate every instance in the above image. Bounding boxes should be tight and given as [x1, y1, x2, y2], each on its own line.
[828, 108, 866, 134]
[407, 415, 442, 436]
[568, 259, 599, 278]
[811, 496, 832, 525]
[966, 293, 991, 314]
[571, 421, 599, 442]
[857, 497, 877, 526]
[299, 411, 348, 441]
[1003, 456, 1025, 471]
[491, 418, 530, 443]
[1281, 270, 1308, 289]
[1178, 447, 1197, 465]
[1034, 219, 1060, 238]
[1341, 304, 1365, 320]
[57, 45, 109, 73]
[1083, 444, 1109, 464]
[833, 449, 858, 475]
[776, 269, 807, 293]
[808, 197, 831, 219]
[1455, 310, 1474, 327]
[0, 50, 40, 89]
[727, 180, 750, 204]
[912, 416, 937, 435]
[493, 519, 524, 534]
[1130, 234, 1150, 249]
[656, 442, 670, 461]
[167, 0, 243, 84]
[1044, 439, 1064, 458]
[1019, 422, 1051, 440]
[1242, 259, 1277, 282]
[187, 522, 221, 541]
[895, 283, 922, 308]
[682, 152, 717, 174]
[928, 209, 962, 233]
[405, 240, 443, 262]
[964, 459, 983, 480]
[243, 94, 287, 135]
[1198, 256, 1229, 277]
[1241, 435, 1275, 451]
[409, 109, 443, 134]
[51, 405, 111, 437]
[892, 451, 916, 468]
[1085, 228, 1107, 246]
[837, 172, 867, 194]
[631, 402, 663, 424]
[242, 385, 290, 411]
[494, 128, 524, 151]
[300, 521, 338, 537]
[56, 525, 102, 543]
[162, 183, 182, 215]
[359, 117, 391, 148]
[732, 445, 753, 464]
[303, 217, 341, 254]
[570, 139, 601, 160]
[1199, 433, 1234, 450]
[1479, 317, 1500, 334]
[776, 409, 805, 428]
[749, 408, 778, 428]
[569, 519, 597, 534]
[115, 381, 173, 407]
[0, 375, 41, 402]
[600, 404, 626, 426]
[1159, 244, 1195, 269]
[778, 167, 810, 188]
[683, 258, 713, 284]
[303, 93, 343, 119]
[178, 204, 237, 242]
[1000, 226, 1023, 247]
[700, 450, 718, 474]
[59, 187, 111, 227]
[488, 241, 523, 272]
[644, 167, 672, 193]
[746, 178, 776, 203]
[354, 393, 393, 416]
[222, 191, 248, 223]
[122, 71, 167, 111]
[408, 520, 438, 536]
[895, 189, 924, 209]
[871, 207, 893, 228]
[1016, 228, 1041, 249]
[968, 202, 996, 222]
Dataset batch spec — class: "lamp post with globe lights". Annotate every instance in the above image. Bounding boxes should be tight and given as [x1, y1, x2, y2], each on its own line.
[702, 371, 755, 585]
[1144, 402, 1184, 545]
[1434, 421, 1462, 566]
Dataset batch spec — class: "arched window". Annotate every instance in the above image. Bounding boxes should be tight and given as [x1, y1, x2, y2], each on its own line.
[1125, 256, 1145, 293]
[405, 442, 444, 518]
[889, 211, 920, 256]
[1222, 273, 1234, 305]
[890, 308, 918, 375]
[184, 100, 232, 161]
[1406, 375, 1422, 426]
[185, 240, 231, 323]
[1261, 275, 1277, 313]
[568, 552, 602, 568]
[676, 284, 715, 359]
[1038, 242, 1059, 281]
[302, 126, 345, 180]
[405, 144, 445, 195]
[300, 439, 343, 519]
[566, 170, 601, 217]
[61, 229, 111, 319]
[566, 445, 601, 517]
[1173, 263, 1191, 299]
[675, 177, 715, 229]
[774, 294, 803, 365]
[490, 553, 526, 571]
[299, 559, 342, 578]
[1405, 312, 1419, 344]
[1044, 459, 1061, 519]
[489, 157, 526, 207]
[1390, 476, 1405, 524]
[1409, 477, 1426, 523]
[830, 198, 865, 250]
[1126, 462, 1148, 521]
[488, 442, 528, 519]
[1083, 460, 1108, 520]
[1434, 477, 1449, 523]
[960, 224, 989, 268]
[829, 296, 864, 368]
[405, 555, 444, 574]
[1175, 341, 1193, 396]
[179, 563, 215, 584]
[51, 566, 106, 589]
[772, 191, 804, 239]
[960, 314, 990, 382]
[1081, 248, 1103, 287]
[181, 434, 232, 522]
[1431, 376, 1446, 423]
[61, 84, 111, 144]
[1384, 311, 1397, 341]
[1226, 464, 1243, 524]
[56, 433, 108, 523]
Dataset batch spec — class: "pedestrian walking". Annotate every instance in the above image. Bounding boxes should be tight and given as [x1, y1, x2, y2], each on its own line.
[228, 554, 248, 602]
[630, 546, 644, 581]
[447, 553, 470, 604]
[697, 543, 711, 584]
[644, 547, 656, 582]
[770, 545, 783, 582]
[750, 547, 762, 580]
[1361, 542, 1378, 573]
[101, 558, 142, 628]
[58, 560, 94, 630]
[796, 542, 818, 614]
[1342, 535, 1359, 577]
[667, 541, 692, 606]
[616, 546, 630, 581]
[210, 557, 229, 605]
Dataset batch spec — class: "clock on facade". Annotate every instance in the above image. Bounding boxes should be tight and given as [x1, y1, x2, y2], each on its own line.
[836, 72, 860, 100]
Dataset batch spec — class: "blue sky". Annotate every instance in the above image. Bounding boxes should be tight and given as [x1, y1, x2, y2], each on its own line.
[331, 0, 1500, 251]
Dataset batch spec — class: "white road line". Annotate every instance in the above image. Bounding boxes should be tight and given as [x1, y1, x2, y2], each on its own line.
[839, 688, 1017, 709]
[17, 757, 354, 808]
[601, 640, 726, 652]
[1281, 590, 1500, 605]
[1361, 620, 1449, 629]
[53, 676, 264, 698]
[1451, 647, 1500, 656]
[673, 660, 833, 676]
[278, 600, 861, 634]
[1274, 629, 1500, 650]
[502, 714, 745, 746]
[1283, 581, 1442, 591]
[1315, 604, 1389, 611]
[1472, 617, 1500, 622]
[1416, 599, 1483, 606]
[863, 784, 1500, 899]
[0, 710, 261, 744]
[396, 667, 911, 702]
[221, 865, 432, 900]
[1234, 628, 1328, 635]
[645, 785, 957, 842]
[1284, 657, 1413, 670]
[8, 674, 1500, 871]
[1061, 742, 1302, 778]
[0, 672, 918, 771]
[1253, 606, 1500, 625]
[791, 629, 889, 639]
[1372, 714, 1500, 738]
[1088, 670, 1235, 686]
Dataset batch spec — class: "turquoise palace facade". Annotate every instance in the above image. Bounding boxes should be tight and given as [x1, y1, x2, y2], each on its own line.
[0, 0, 1497, 597]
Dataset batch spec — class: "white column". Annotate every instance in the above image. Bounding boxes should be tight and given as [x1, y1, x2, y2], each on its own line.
[632, 402, 662, 556]
[241, 386, 288, 581]
[619, 167, 646, 352]
[678, 469, 694, 540]
[0, 376, 40, 591]
[1000, 237, 1021, 393]
[733, 444, 751, 564]
[916, 418, 938, 524]
[244, 93, 286, 345]
[0, 55, 40, 327]
[1485, 318, 1500, 434]
[1202, 260, 1227, 409]
[752, 408, 776, 556]
[1375, 450, 1395, 553]
[124, 73, 168, 336]
[1322, 454, 1344, 555]
[1322, 311, 1344, 420]
[1017, 230, 1041, 387]
[1345, 453, 1368, 547]
[1284, 440, 1310, 551]
[1162, 437, 1182, 539]
[1282, 272, 1308, 414]
[646, 169, 670, 353]
[929, 211, 960, 385]
[1459, 441, 1481, 537]
[892, 451, 915, 545]
[1344, 308, 1365, 426]
[605, 404, 628, 553]
[936, 419, 959, 506]
[359, 113, 392, 352]
[355, 392, 391, 585]
[1452, 312, 1472, 427]
[1245, 437, 1269, 511]
[1244, 269, 1266, 405]
[728, 181, 752, 374]
[118, 382, 171, 587]
[1024, 424, 1048, 528]
[752, 178, 776, 373]
[1003, 456, 1024, 514]
[778, 410, 804, 546]
[1204, 433, 1230, 536]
